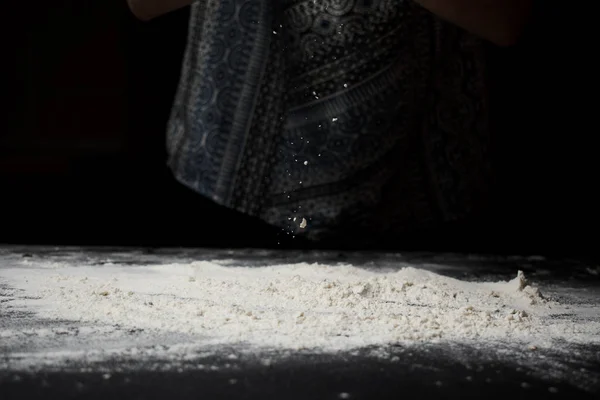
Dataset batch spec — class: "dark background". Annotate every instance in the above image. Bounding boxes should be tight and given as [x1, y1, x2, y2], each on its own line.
[1, 1, 597, 255]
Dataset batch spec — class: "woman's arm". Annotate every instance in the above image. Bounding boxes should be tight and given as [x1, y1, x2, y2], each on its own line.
[126, 0, 193, 21]
[413, 0, 533, 46]
[127, 0, 532, 44]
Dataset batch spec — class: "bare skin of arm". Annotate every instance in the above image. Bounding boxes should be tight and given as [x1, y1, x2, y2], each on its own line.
[413, 0, 534, 46]
[126, 0, 193, 21]
[127, 0, 532, 46]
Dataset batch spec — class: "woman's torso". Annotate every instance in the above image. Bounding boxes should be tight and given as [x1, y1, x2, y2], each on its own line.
[167, 0, 491, 243]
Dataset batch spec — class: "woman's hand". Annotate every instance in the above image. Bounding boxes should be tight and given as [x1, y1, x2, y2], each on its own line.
[126, 0, 193, 21]
[413, 0, 533, 46]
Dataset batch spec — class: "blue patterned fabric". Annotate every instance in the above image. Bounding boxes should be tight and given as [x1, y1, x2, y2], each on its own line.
[167, 0, 491, 243]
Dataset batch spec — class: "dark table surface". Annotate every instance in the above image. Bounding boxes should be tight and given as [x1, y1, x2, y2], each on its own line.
[1, 246, 599, 399]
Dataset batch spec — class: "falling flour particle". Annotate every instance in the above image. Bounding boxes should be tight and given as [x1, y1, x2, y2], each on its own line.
[1, 261, 599, 357]
[300, 218, 307, 229]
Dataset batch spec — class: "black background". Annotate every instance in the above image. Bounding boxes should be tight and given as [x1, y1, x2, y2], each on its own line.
[2, 1, 597, 255]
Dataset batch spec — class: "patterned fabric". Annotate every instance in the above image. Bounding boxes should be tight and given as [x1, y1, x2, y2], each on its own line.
[167, 0, 491, 244]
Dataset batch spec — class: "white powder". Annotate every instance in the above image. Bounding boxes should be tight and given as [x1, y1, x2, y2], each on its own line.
[2, 258, 600, 394]
[3, 260, 598, 358]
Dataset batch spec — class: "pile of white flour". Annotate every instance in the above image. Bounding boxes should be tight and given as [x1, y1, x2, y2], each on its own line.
[3, 260, 598, 355]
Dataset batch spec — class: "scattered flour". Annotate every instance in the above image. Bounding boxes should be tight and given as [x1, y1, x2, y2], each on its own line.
[2, 260, 598, 359]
